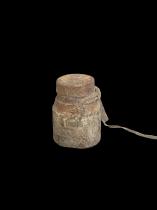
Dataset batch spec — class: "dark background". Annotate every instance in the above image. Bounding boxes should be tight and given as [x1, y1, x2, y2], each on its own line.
[11, 4, 156, 166]
[32, 9, 157, 164]
[4, 4, 157, 200]
[46, 59, 157, 160]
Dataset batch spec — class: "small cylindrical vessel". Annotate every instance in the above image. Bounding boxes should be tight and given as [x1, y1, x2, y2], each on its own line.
[52, 74, 101, 148]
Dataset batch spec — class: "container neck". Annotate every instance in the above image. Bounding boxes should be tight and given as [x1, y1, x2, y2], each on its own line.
[56, 86, 101, 105]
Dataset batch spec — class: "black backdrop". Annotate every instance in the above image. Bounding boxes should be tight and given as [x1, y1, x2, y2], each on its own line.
[4, 3, 157, 203]
[5, 6, 157, 200]
[21, 7, 157, 166]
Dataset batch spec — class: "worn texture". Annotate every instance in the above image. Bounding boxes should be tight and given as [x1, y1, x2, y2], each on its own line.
[53, 74, 102, 148]
[53, 74, 157, 149]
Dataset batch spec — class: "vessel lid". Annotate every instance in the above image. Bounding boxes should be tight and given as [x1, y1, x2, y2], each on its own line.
[56, 74, 95, 97]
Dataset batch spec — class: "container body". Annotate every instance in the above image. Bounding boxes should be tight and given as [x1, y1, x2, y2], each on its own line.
[52, 94, 101, 148]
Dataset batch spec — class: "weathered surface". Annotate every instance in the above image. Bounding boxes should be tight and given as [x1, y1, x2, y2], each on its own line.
[56, 74, 95, 98]
[53, 74, 157, 146]
[52, 74, 102, 148]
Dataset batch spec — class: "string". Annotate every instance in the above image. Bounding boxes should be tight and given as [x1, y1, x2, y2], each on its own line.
[55, 85, 157, 140]
[100, 95, 157, 140]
